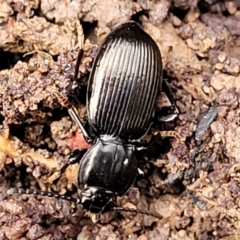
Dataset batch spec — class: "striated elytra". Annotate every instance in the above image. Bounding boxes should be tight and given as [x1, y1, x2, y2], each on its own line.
[88, 21, 163, 140]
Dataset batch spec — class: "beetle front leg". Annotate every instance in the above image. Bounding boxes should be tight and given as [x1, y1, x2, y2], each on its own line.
[61, 149, 87, 172]
[48, 149, 87, 183]
[157, 80, 179, 122]
[134, 133, 162, 162]
[153, 130, 185, 143]
[135, 130, 185, 158]
[135, 132, 162, 151]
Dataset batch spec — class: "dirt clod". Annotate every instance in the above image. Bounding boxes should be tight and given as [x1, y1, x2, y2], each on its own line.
[1, 0, 240, 239]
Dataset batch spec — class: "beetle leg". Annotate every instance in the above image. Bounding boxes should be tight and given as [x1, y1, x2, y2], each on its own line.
[136, 130, 185, 155]
[53, 91, 93, 144]
[68, 107, 93, 144]
[62, 49, 93, 142]
[75, 18, 84, 50]
[48, 149, 87, 183]
[67, 49, 85, 104]
[23, 50, 53, 61]
[153, 130, 185, 143]
[69, 47, 91, 105]
[135, 132, 162, 153]
[73, 49, 84, 83]
[137, 168, 144, 176]
[60, 149, 87, 173]
[65, 18, 84, 87]
[136, 146, 147, 151]
[157, 80, 179, 122]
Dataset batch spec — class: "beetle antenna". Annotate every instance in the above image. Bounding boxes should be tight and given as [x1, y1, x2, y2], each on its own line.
[7, 188, 81, 204]
[7, 189, 162, 220]
[111, 206, 162, 220]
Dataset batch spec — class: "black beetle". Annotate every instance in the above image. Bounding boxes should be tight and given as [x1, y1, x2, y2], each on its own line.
[9, 21, 177, 222]
[77, 20, 162, 213]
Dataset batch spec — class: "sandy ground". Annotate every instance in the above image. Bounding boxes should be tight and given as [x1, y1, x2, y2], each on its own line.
[1, 0, 240, 239]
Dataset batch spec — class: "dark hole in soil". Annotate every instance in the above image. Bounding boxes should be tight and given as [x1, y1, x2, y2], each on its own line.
[198, 1, 211, 14]
[9, 122, 56, 151]
[170, 6, 189, 20]
[131, 10, 149, 23]
[81, 21, 98, 37]
[0, 50, 24, 70]
[8, 107, 67, 151]
[0, 114, 4, 124]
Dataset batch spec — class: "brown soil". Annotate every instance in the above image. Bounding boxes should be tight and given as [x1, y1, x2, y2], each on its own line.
[1, 0, 240, 239]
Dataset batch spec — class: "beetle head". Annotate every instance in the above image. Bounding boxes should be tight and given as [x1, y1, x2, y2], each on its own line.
[80, 187, 115, 222]
[81, 187, 114, 213]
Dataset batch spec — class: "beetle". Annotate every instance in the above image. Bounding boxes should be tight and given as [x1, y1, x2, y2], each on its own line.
[9, 21, 178, 222]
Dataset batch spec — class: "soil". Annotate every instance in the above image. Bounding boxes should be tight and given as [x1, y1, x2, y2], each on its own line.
[1, 0, 240, 239]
